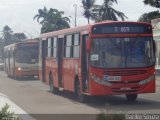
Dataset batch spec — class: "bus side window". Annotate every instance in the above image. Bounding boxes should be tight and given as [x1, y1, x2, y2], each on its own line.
[53, 37, 57, 58]
[73, 33, 80, 58]
[47, 38, 52, 58]
[46, 39, 48, 57]
[64, 35, 72, 58]
[51, 38, 54, 57]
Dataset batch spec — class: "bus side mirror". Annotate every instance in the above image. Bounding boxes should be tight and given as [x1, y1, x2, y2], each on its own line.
[86, 39, 91, 53]
[153, 40, 157, 64]
[153, 40, 156, 55]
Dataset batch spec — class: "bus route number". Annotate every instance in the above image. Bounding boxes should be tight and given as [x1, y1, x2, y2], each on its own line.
[115, 27, 130, 33]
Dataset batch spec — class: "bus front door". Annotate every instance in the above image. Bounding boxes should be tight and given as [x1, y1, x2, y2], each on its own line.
[81, 35, 89, 92]
[57, 38, 63, 88]
[42, 40, 46, 82]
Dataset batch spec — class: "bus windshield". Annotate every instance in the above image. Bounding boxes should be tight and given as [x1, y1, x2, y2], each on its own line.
[15, 45, 38, 64]
[91, 37, 155, 68]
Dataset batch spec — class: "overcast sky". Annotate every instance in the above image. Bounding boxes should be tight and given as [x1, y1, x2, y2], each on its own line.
[0, 0, 158, 38]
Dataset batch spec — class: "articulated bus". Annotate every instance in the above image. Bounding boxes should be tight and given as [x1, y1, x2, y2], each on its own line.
[39, 21, 156, 102]
[4, 40, 39, 79]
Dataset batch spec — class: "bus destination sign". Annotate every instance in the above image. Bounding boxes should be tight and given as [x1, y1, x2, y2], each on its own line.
[92, 24, 152, 34]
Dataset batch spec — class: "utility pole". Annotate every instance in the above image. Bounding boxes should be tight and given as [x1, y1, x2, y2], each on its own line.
[73, 4, 77, 27]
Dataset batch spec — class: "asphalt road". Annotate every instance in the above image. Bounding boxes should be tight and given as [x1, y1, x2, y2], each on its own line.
[0, 71, 160, 119]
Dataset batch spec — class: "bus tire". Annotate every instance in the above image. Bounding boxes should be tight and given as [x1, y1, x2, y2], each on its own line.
[13, 74, 18, 80]
[75, 80, 87, 102]
[126, 94, 137, 102]
[15, 76, 22, 80]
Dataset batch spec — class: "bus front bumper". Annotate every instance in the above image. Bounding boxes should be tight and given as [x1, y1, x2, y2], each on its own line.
[15, 69, 39, 77]
[89, 78, 155, 96]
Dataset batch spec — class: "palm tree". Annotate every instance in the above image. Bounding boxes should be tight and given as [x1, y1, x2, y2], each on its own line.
[1, 25, 13, 45]
[82, 0, 98, 24]
[48, 9, 70, 29]
[97, 0, 127, 22]
[34, 7, 70, 33]
[33, 6, 48, 24]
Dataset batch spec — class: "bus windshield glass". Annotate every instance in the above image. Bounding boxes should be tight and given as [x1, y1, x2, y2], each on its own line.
[91, 37, 155, 68]
[15, 45, 38, 64]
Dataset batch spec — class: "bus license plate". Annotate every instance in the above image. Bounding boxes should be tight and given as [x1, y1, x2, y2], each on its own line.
[103, 75, 121, 81]
[120, 87, 131, 91]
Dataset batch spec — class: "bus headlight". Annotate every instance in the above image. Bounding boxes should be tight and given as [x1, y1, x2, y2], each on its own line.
[17, 67, 22, 71]
[139, 75, 155, 85]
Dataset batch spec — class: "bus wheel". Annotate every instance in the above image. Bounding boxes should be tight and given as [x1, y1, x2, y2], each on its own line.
[126, 94, 137, 102]
[75, 81, 87, 102]
[14, 76, 21, 80]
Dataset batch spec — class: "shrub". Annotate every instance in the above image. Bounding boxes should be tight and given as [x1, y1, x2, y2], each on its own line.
[96, 113, 125, 120]
[0, 104, 21, 120]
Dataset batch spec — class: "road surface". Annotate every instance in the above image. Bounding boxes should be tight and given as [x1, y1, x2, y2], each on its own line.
[0, 71, 160, 119]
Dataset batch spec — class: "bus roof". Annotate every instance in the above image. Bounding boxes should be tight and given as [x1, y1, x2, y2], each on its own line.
[93, 20, 151, 26]
[40, 24, 91, 39]
[4, 39, 38, 49]
[40, 21, 151, 39]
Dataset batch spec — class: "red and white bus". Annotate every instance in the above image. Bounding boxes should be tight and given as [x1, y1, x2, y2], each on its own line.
[39, 21, 156, 102]
[4, 40, 39, 79]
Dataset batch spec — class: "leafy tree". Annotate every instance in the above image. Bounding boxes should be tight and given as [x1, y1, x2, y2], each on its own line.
[140, 0, 160, 23]
[143, 0, 160, 8]
[0, 25, 28, 59]
[138, 10, 160, 23]
[96, 0, 127, 22]
[1, 25, 13, 36]
[34, 7, 70, 33]
[1, 26, 27, 45]
[13, 33, 27, 41]
[48, 9, 70, 30]
[40, 23, 56, 33]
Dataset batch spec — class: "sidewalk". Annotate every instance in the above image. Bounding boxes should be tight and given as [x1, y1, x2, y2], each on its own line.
[0, 93, 36, 120]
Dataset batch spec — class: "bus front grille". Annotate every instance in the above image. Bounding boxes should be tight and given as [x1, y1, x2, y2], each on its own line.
[105, 70, 147, 76]
[112, 87, 140, 93]
[109, 80, 140, 84]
